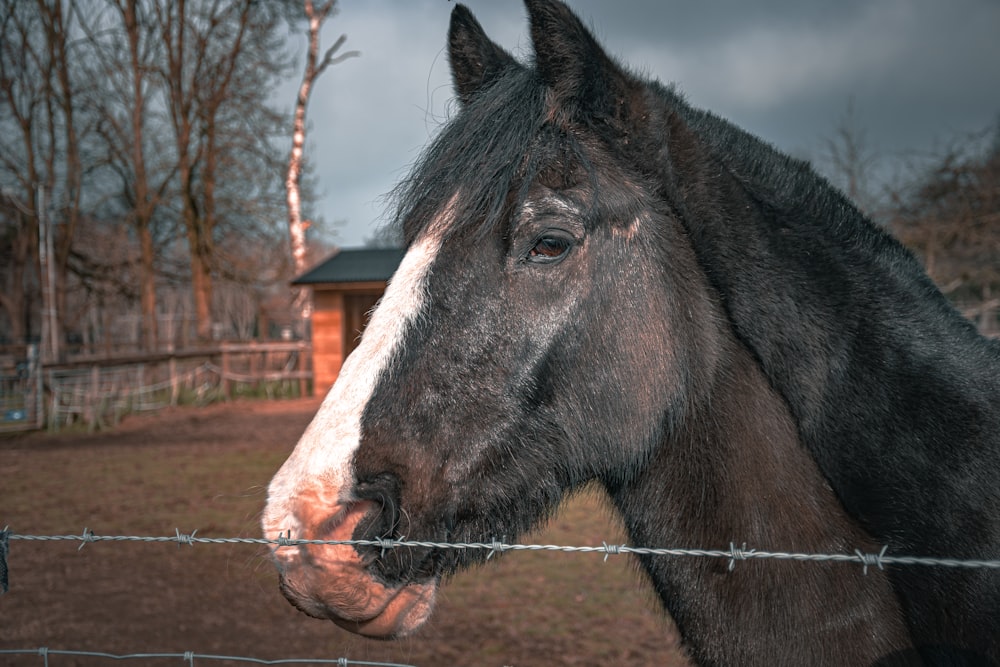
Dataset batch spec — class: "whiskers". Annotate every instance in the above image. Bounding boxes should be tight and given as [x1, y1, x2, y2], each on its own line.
[224, 487, 282, 580]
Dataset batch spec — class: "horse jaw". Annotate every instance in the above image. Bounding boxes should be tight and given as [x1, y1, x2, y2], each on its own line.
[262, 218, 448, 637]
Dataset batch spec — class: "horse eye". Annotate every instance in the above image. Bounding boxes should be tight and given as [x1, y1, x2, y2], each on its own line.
[528, 236, 571, 262]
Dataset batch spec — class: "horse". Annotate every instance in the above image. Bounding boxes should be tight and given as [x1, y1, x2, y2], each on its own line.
[262, 1, 1000, 664]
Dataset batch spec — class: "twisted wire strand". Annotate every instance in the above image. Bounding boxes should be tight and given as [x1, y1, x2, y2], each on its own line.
[0, 648, 415, 667]
[5, 529, 1000, 572]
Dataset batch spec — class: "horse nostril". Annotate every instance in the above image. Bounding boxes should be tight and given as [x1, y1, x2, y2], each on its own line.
[353, 472, 404, 539]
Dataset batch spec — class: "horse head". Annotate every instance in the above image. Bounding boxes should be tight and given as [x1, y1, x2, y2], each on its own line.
[262, 0, 714, 638]
[260, 4, 998, 664]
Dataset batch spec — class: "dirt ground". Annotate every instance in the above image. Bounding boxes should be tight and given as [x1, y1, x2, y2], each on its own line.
[1, 398, 688, 667]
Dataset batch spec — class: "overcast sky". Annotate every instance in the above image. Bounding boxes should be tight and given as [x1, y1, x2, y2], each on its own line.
[279, 0, 1000, 248]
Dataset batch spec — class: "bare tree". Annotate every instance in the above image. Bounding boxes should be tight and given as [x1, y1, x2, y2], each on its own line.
[0, 2, 90, 359]
[0, 190, 35, 346]
[117, 0, 161, 350]
[364, 222, 404, 249]
[157, 0, 212, 341]
[0, 5, 44, 347]
[891, 124, 1000, 331]
[286, 0, 357, 330]
[156, 0, 292, 341]
[37, 1, 84, 358]
[77, 0, 176, 350]
[822, 97, 881, 217]
[1, 0, 306, 354]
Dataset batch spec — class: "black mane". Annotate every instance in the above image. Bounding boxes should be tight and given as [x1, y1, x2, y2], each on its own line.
[674, 94, 958, 304]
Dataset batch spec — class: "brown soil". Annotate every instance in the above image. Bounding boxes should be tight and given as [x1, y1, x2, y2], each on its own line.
[1, 398, 688, 667]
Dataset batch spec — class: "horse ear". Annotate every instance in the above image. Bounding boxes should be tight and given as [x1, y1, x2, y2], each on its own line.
[448, 4, 519, 106]
[525, 0, 634, 121]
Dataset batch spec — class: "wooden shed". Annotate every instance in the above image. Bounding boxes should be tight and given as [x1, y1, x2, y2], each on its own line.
[294, 247, 404, 395]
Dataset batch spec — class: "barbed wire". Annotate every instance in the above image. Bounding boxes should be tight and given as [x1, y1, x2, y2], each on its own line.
[0, 647, 416, 667]
[3, 528, 1000, 585]
[3, 529, 999, 667]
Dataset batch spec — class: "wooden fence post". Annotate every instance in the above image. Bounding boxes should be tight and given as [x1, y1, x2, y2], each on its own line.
[168, 351, 179, 406]
[250, 345, 259, 395]
[299, 343, 307, 398]
[48, 369, 59, 430]
[89, 364, 100, 429]
[221, 344, 231, 400]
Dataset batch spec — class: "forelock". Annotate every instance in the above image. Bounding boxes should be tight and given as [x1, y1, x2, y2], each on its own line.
[390, 67, 565, 244]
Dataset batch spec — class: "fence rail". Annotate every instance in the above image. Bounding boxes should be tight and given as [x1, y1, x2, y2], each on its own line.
[45, 342, 311, 431]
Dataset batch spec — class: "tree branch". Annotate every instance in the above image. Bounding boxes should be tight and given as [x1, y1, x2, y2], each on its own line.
[315, 33, 359, 77]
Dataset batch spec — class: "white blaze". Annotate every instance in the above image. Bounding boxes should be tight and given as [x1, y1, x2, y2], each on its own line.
[263, 226, 445, 539]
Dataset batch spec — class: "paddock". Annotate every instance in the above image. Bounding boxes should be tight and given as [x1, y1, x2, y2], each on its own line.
[1, 398, 681, 667]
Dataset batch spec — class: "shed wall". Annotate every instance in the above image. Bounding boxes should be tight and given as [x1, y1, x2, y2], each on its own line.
[310, 284, 386, 396]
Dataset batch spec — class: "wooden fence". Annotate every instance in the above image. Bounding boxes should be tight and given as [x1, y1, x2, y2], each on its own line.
[2, 342, 312, 433]
[0, 345, 43, 433]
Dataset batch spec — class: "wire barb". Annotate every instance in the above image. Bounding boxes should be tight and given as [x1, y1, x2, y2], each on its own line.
[375, 536, 399, 559]
[728, 542, 756, 572]
[601, 541, 625, 562]
[856, 545, 888, 575]
[78, 527, 95, 551]
[175, 528, 198, 548]
[486, 538, 506, 560]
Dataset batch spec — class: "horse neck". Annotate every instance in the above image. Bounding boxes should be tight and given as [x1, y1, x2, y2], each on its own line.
[606, 336, 915, 666]
[653, 108, 1000, 658]
[661, 106, 1000, 554]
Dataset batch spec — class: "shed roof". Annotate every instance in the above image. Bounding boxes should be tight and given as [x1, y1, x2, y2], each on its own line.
[292, 247, 404, 286]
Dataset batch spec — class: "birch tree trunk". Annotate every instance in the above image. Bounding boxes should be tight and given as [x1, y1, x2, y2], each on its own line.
[286, 0, 357, 331]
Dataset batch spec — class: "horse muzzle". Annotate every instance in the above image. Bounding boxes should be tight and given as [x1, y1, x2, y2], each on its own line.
[264, 497, 438, 638]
